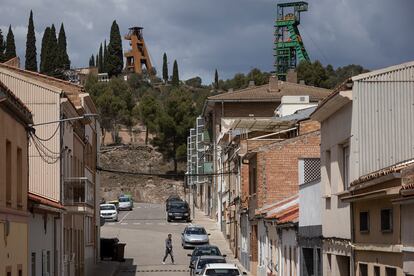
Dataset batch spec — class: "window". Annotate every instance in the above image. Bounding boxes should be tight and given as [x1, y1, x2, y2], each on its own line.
[342, 144, 350, 190]
[6, 140, 12, 206]
[31, 252, 36, 276]
[303, 158, 321, 184]
[374, 266, 380, 276]
[360, 211, 370, 233]
[386, 267, 396, 276]
[17, 147, 22, 208]
[359, 263, 368, 276]
[17, 264, 22, 276]
[381, 209, 393, 232]
[6, 266, 11, 276]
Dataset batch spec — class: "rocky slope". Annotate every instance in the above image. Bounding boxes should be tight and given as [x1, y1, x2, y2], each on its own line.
[99, 145, 185, 203]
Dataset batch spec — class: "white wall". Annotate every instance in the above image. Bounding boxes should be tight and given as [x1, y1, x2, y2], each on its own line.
[29, 213, 59, 276]
[320, 103, 352, 239]
[299, 180, 321, 228]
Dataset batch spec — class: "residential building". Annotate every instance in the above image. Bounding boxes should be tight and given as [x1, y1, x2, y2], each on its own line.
[0, 80, 33, 276]
[298, 157, 322, 276]
[311, 81, 353, 276]
[0, 63, 101, 276]
[340, 62, 414, 276]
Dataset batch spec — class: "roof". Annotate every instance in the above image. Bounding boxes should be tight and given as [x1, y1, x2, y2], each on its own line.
[29, 192, 65, 210]
[352, 60, 414, 81]
[262, 196, 299, 224]
[198, 255, 226, 260]
[0, 62, 84, 105]
[207, 81, 331, 102]
[351, 158, 414, 186]
[0, 79, 33, 124]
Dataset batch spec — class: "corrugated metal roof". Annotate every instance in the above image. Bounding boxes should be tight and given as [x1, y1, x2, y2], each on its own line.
[0, 79, 33, 124]
[352, 60, 414, 81]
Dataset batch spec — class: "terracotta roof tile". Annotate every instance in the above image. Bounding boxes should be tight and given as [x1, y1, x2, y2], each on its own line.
[208, 81, 331, 102]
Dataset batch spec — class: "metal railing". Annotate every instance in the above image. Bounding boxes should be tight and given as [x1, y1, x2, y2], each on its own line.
[64, 177, 94, 206]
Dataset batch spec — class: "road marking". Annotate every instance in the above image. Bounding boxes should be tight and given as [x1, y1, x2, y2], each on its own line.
[158, 222, 165, 225]
[108, 223, 115, 225]
[145, 222, 153, 225]
[118, 211, 131, 224]
[133, 222, 141, 225]
[121, 223, 128, 225]
[172, 223, 178, 225]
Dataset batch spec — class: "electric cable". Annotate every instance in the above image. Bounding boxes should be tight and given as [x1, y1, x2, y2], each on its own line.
[97, 167, 235, 178]
[33, 123, 60, 142]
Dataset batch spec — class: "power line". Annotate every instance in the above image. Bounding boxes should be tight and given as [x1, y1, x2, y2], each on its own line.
[97, 167, 235, 178]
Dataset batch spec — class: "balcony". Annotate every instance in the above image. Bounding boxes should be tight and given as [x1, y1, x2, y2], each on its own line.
[64, 177, 94, 206]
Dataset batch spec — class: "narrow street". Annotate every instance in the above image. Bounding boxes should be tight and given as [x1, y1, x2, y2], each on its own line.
[101, 203, 193, 276]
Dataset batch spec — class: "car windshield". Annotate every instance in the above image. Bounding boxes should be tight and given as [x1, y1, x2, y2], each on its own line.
[197, 259, 226, 269]
[194, 247, 221, 256]
[170, 204, 187, 210]
[205, 268, 240, 275]
[119, 197, 130, 202]
[100, 205, 115, 210]
[187, 228, 207, 235]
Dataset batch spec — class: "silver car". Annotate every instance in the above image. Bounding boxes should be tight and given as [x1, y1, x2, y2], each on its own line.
[181, 225, 210, 249]
[118, 196, 133, 211]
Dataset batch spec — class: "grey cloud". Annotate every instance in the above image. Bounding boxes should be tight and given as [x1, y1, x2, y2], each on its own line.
[0, 0, 412, 83]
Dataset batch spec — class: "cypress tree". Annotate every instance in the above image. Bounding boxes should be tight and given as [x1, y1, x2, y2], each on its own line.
[95, 54, 99, 69]
[172, 60, 179, 86]
[48, 24, 59, 76]
[103, 40, 108, 73]
[25, 10, 37, 71]
[40, 27, 51, 73]
[57, 23, 70, 70]
[162, 52, 168, 83]
[89, 54, 95, 67]
[214, 69, 219, 89]
[0, 29, 5, 62]
[5, 25, 16, 61]
[98, 43, 103, 73]
[107, 20, 123, 77]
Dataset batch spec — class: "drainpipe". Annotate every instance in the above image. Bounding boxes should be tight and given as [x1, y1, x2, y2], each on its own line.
[350, 201, 355, 276]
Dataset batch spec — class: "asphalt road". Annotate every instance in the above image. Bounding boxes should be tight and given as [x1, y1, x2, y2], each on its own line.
[101, 203, 192, 276]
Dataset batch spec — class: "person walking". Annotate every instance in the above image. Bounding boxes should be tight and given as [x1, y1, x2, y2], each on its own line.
[162, 233, 174, 264]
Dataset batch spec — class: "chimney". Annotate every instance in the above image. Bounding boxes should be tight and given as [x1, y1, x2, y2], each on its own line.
[268, 75, 279, 92]
[286, 69, 298, 84]
[248, 80, 255, 87]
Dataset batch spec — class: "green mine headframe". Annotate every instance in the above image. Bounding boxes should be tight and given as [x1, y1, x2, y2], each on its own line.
[274, 1, 310, 81]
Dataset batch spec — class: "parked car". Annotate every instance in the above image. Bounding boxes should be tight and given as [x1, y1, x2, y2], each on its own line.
[198, 263, 247, 276]
[167, 201, 191, 222]
[107, 199, 119, 210]
[181, 225, 210, 248]
[100, 204, 118, 221]
[190, 255, 226, 276]
[118, 196, 133, 211]
[187, 245, 225, 275]
[165, 195, 182, 211]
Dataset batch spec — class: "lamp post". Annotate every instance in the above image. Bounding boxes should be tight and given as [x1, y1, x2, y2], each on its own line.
[29, 113, 99, 127]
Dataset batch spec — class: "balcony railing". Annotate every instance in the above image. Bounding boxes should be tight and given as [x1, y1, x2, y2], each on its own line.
[64, 177, 94, 206]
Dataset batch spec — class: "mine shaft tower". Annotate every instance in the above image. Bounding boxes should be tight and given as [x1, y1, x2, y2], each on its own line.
[274, 1, 310, 81]
[124, 26, 153, 74]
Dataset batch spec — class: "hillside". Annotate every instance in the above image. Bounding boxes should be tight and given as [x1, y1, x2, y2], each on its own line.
[99, 145, 185, 203]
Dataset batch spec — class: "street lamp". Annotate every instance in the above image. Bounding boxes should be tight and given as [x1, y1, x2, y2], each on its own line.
[29, 113, 99, 127]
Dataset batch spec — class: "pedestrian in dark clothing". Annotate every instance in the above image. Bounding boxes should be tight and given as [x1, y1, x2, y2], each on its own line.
[162, 233, 174, 264]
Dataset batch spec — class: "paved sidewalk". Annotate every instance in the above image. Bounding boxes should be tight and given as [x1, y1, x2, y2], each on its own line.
[90, 260, 121, 276]
[193, 208, 251, 275]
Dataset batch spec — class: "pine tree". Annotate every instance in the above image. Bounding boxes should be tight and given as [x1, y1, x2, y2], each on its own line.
[162, 52, 168, 83]
[103, 40, 108, 73]
[89, 54, 95, 67]
[5, 25, 16, 61]
[107, 20, 123, 77]
[40, 27, 51, 73]
[171, 60, 179, 86]
[57, 23, 70, 70]
[25, 10, 37, 71]
[214, 69, 219, 89]
[98, 43, 103, 73]
[0, 29, 5, 62]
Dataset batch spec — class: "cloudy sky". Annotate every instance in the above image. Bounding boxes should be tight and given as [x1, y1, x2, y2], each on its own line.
[1, 0, 413, 83]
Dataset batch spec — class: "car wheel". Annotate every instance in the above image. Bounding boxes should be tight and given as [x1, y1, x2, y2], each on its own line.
[167, 218, 171, 222]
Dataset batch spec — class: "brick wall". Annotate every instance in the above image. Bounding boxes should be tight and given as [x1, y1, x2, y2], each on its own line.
[255, 131, 321, 208]
[298, 119, 320, 135]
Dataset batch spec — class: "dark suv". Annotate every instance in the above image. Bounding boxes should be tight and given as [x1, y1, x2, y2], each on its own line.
[165, 195, 182, 212]
[167, 201, 191, 222]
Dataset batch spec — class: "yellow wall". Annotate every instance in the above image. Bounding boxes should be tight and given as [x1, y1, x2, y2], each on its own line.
[355, 251, 403, 276]
[354, 197, 400, 245]
[0, 221, 28, 276]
